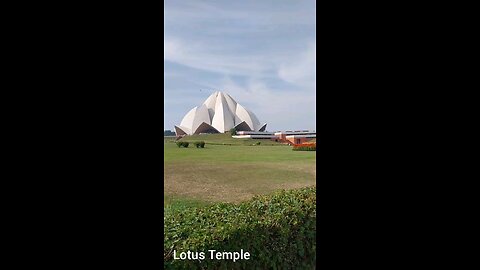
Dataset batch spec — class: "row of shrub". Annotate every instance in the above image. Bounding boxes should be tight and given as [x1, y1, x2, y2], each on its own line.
[292, 145, 316, 151]
[164, 187, 316, 269]
[300, 143, 316, 147]
[175, 141, 206, 148]
[203, 142, 233, 146]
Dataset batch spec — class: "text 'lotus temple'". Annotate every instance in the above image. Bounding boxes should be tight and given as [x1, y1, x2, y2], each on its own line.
[175, 91, 267, 136]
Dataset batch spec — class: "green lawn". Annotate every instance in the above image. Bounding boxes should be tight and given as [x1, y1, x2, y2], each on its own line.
[164, 135, 316, 209]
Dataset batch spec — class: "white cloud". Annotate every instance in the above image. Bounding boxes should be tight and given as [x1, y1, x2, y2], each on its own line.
[164, 0, 316, 27]
[164, 37, 276, 77]
[216, 77, 316, 131]
[164, 0, 316, 130]
[278, 42, 316, 86]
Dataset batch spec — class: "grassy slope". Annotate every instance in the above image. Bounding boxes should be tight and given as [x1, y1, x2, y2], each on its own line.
[164, 136, 316, 208]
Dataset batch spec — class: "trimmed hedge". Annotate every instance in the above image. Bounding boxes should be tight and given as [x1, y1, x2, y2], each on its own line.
[176, 142, 190, 148]
[292, 143, 316, 151]
[193, 141, 206, 148]
[164, 187, 316, 269]
[292, 145, 316, 151]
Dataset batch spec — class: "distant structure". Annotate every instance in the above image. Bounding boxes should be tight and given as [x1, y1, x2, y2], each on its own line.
[175, 91, 267, 136]
[233, 130, 316, 145]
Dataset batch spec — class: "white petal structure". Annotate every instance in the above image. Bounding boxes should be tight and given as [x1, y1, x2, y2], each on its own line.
[174, 91, 267, 135]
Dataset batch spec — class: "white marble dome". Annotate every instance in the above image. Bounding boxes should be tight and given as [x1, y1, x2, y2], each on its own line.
[174, 91, 267, 136]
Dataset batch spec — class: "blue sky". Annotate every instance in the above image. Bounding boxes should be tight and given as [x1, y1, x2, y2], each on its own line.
[164, 0, 316, 131]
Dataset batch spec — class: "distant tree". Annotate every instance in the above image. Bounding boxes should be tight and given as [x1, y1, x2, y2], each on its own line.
[164, 130, 175, 136]
[230, 127, 237, 136]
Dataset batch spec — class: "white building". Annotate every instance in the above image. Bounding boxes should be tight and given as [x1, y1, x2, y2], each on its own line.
[175, 91, 267, 136]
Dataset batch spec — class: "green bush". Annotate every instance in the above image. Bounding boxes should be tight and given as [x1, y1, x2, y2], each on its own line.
[176, 141, 190, 148]
[256, 141, 261, 145]
[164, 187, 316, 269]
[192, 141, 205, 148]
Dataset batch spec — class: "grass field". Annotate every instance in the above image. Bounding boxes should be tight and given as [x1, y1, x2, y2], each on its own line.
[164, 134, 316, 211]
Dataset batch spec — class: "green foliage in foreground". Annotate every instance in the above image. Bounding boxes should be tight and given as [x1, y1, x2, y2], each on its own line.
[164, 187, 316, 269]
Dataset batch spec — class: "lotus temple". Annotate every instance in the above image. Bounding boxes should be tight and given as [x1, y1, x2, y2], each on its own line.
[174, 91, 316, 144]
[174, 91, 267, 136]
